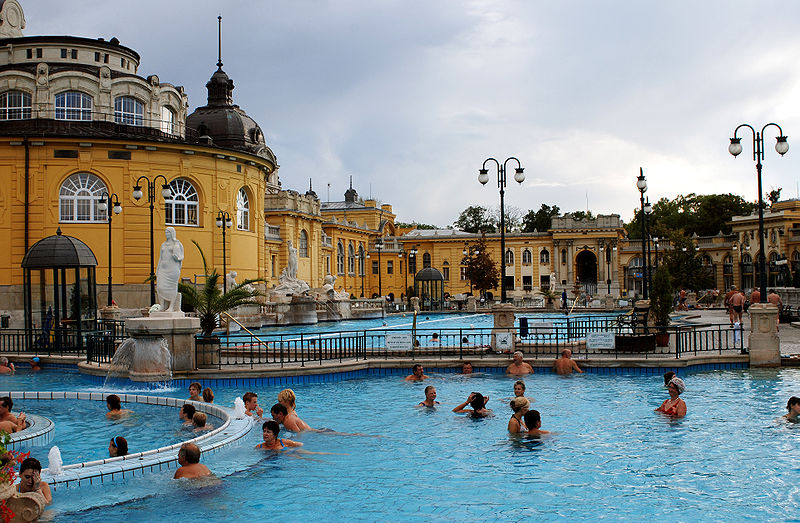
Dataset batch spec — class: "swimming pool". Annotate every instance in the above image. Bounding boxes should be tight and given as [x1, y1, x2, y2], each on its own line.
[8, 366, 800, 521]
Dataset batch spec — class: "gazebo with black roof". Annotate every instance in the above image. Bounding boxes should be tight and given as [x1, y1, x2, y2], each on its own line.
[22, 228, 98, 352]
[414, 267, 445, 311]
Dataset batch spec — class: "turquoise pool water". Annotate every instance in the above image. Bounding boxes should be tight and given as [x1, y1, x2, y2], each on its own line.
[6, 367, 800, 521]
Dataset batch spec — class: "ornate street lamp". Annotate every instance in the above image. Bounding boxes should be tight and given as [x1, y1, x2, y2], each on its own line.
[644, 198, 653, 296]
[729, 123, 789, 302]
[132, 175, 170, 305]
[97, 192, 122, 306]
[479, 157, 524, 303]
[215, 210, 232, 293]
[636, 168, 649, 299]
[376, 238, 384, 297]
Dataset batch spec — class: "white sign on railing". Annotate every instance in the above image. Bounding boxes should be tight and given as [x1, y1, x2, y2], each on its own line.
[496, 332, 513, 351]
[587, 332, 615, 350]
[385, 333, 413, 351]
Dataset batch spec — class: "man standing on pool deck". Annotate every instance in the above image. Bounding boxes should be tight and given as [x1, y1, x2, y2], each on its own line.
[405, 364, 430, 381]
[243, 392, 263, 417]
[730, 290, 745, 325]
[506, 351, 534, 375]
[553, 349, 583, 375]
[174, 443, 212, 479]
[724, 286, 738, 326]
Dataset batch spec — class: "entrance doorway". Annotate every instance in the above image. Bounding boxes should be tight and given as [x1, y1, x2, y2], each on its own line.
[575, 250, 598, 295]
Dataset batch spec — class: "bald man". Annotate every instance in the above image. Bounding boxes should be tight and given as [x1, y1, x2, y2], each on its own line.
[553, 349, 583, 375]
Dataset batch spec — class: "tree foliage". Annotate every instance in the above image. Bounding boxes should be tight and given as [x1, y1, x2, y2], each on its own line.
[453, 205, 496, 233]
[522, 204, 560, 232]
[568, 210, 595, 221]
[626, 193, 754, 239]
[767, 187, 782, 205]
[659, 233, 714, 292]
[395, 221, 437, 230]
[650, 264, 673, 327]
[178, 241, 264, 335]
[462, 235, 498, 296]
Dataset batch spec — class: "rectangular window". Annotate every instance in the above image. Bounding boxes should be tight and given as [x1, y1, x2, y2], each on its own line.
[60, 200, 73, 221]
[523, 276, 532, 291]
[108, 151, 131, 160]
[121, 58, 125, 67]
[443, 267, 450, 281]
[372, 261, 379, 275]
[387, 261, 393, 275]
[325, 256, 330, 275]
[36, 49, 42, 58]
[236, 165, 242, 172]
[26, 49, 32, 59]
[94, 52, 100, 62]
[54, 150, 78, 158]
[504, 275, 515, 290]
[460, 267, 468, 280]
[271, 256, 276, 277]
[60, 49, 67, 58]
[71, 49, 78, 59]
[104, 54, 109, 63]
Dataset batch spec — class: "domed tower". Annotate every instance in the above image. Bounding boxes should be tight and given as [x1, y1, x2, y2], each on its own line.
[185, 17, 277, 175]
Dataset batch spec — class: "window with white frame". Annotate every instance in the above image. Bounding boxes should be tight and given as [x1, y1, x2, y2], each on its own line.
[337, 242, 344, 274]
[0, 91, 31, 120]
[348, 243, 356, 274]
[55, 91, 92, 121]
[114, 96, 144, 126]
[59, 173, 107, 222]
[460, 267, 467, 280]
[161, 106, 177, 135]
[522, 249, 532, 265]
[442, 261, 449, 281]
[540, 248, 550, 264]
[236, 188, 249, 230]
[165, 178, 199, 226]
[505, 249, 514, 265]
[299, 230, 308, 257]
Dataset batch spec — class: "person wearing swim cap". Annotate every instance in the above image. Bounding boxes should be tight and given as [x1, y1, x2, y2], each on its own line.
[655, 377, 686, 417]
[30, 357, 41, 372]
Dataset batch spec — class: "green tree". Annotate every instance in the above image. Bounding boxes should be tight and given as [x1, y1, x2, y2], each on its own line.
[522, 204, 560, 232]
[626, 193, 754, 239]
[660, 233, 714, 292]
[767, 187, 782, 205]
[453, 205, 496, 233]
[463, 235, 498, 296]
[568, 210, 595, 221]
[650, 265, 673, 327]
[178, 241, 264, 335]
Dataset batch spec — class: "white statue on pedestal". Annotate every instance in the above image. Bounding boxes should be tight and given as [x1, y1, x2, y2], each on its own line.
[156, 227, 184, 312]
[272, 240, 310, 296]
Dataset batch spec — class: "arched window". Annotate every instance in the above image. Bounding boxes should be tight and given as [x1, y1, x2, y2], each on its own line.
[161, 106, 176, 135]
[299, 230, 308, 258]
[741, 253, 752, 264]
[793, 251, 800, 262]
[423, 252, 431, 269]
[442, 260, 450, 281]
[0, 91, 31, 120]
[59, 173, 107, 222]
[540, 249, 550, 264]
[358, 245, 365, 275]
[629, 257, 643, 268]
[114, 96, 144, 126]
[348, 243, 356, 274]
[236, 188, 249, 231]
[724, 255, 733, 265]
[522, 249, 532, 265]
[55, 91, 92, 120]
[165, 178, 199, 226]
[337, 242, 344, 275]
[561, 249, 567, 265]
[703, 255, 712, 266]
[505, 249, 514, 265]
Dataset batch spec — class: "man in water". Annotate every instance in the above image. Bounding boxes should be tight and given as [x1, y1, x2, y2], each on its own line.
[0, 397, 18, 425]
[461, 361, 473, 374]
[173, 443, 212, 479]
[179, 404, 196, 427]
[0, 357, 14, 374]
[506, 351, 534, 375]
[404, 364, 429, 382]
[553, 349, 583, 375]
[271, 403, 309, 432]
[243, 392, 263, 417]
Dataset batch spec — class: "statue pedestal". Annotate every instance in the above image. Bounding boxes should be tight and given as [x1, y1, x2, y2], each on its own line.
[410, 297, 420, 313]
[466, 296, 477, 312]
[275, 295, 317, 325]
[749, 304, 780, 367]
[99, 306, 121, 321]
[126, 315, 200, 376]
[491, 303, 516, 351]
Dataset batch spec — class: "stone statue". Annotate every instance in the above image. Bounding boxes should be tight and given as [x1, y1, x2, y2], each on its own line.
[286, 240, 298, 280]
[156, 227, 184, 311]
[226, 271, 238, 289]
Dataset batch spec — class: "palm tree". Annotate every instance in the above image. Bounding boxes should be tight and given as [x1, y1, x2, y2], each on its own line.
[178, 241, 264, 335]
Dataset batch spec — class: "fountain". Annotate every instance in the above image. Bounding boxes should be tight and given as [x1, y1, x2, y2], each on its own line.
[104, 337, 172, 383]
[233, 397, 246, 419]
[46, 446, 62, 476]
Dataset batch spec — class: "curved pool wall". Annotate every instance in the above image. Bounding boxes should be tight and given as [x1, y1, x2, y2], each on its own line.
[0, 392, 255, 490]
[7, 413, 54, 451]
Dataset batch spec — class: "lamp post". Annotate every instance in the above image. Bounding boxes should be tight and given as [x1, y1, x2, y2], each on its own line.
[729, 123, 789, 302]
[644, 198, 653, 296]
[215, 210, 232, 293]
[361, 248, 367, 298]
[653, 237, 659, 269]
[479, 157, 525, 303]
[600, 243, 616, 295]
[403, 245, 417, 301]
[97, 192, 122, 306]
[376, 238, 384, 297]
[636, 168, 648, 299]
[132, 175, 170, 305]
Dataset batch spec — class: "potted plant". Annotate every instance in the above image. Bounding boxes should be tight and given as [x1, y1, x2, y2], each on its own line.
[178, 242, 264, 367]
[539, 288, 557, 310]
[650, 265, 673, 347]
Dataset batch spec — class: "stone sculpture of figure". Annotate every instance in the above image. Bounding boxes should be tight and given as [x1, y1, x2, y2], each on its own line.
[287, 241, 298, 280]
[156, 227, 184, 311]
[226, 271, 238, 289]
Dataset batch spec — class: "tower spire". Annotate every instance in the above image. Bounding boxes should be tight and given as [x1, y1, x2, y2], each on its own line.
[217, 15, 223, 69]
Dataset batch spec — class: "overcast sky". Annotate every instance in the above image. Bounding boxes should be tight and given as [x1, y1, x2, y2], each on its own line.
[22, 0, 800, 228]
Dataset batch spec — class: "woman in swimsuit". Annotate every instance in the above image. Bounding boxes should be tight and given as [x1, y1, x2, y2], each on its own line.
[17, 458, 52, 505]
[508, 397, 529, 433]
[655, 377, 687, 418]
[256, 420, 302, 451]
[783, 396, 800, 422]
[453, 392, 492, 417]
[418, 385, 440, 408]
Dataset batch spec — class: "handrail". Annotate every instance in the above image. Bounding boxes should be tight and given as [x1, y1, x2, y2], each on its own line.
[220, 312, 271, 351]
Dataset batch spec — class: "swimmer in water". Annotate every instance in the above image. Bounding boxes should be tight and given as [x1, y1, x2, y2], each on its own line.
[655, 377, 687, 418]
[277, 389, 312, 431]
[256, 420, 302, 451]
[243, 392, 263, 418]
[418, 385, 440, 407]
[453, 392, 492, 417]
[783, 396, 800, 422]
[173, 443, 212, 479]
[508, 397, 529, 434]
[17, 458, 52, 504]
[109, 436, 128, 457]
[524, 409, 550, 436]
[188, 382, 202, 402]
[105, 394, 133, 419]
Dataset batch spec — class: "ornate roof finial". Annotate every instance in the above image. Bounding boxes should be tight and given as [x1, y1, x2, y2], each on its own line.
[217, 15, 223, 69]
[349, 175, 353, 189]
